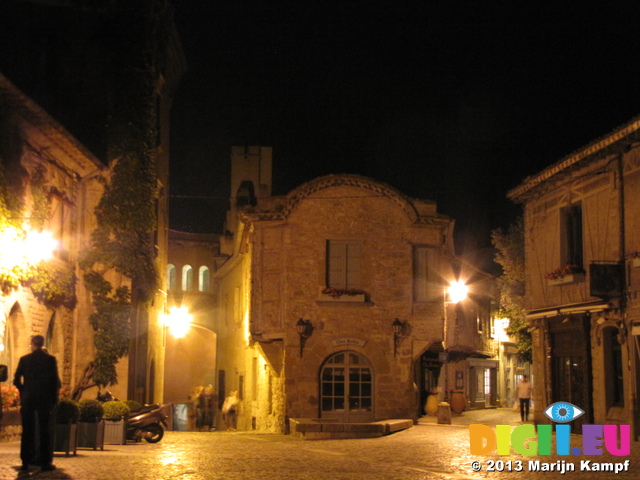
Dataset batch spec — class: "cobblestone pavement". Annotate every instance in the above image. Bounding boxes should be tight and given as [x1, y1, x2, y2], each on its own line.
[0, 408, 637, 480]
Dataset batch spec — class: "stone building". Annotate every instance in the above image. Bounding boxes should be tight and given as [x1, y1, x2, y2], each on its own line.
[509, 116, 640, 437]
[0, 1, 185, 406]
[212, 147, 498, 433]
[0, 73, 105, 396]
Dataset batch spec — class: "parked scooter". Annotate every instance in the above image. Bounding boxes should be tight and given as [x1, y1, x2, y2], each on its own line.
[127, 403, 169, 443]
[97, 391, 168, 444]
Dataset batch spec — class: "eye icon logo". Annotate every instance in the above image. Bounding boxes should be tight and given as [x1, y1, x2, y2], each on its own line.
[544, 402, 585, 423]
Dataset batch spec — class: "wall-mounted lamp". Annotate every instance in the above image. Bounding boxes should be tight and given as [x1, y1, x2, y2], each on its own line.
[296, 318, 313, 357]
[446, 280, 468, 304]
[392, 318, 404, 357]
[165, 306, 192, 338]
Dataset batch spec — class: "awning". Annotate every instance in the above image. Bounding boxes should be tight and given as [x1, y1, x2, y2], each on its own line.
[526, 300, 614, 321]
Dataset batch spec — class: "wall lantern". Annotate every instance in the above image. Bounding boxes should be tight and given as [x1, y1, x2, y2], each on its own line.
[446, 280, 468, 304]
[296, 318, 313, 357]
[392, 318, 404, 357]
[166, 306, 192, 338]
[0, 227, 57, 269]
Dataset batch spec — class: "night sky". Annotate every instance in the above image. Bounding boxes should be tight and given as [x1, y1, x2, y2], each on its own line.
[169, 2, 640, 255]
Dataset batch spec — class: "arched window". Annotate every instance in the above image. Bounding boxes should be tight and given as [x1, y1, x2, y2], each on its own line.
[182, 265, 194, 291]
[167, 264, 177, 291]
[199, 266, 210, 292]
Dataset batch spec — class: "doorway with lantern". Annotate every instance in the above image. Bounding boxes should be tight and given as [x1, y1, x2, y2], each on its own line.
[320, 351, 373, 422]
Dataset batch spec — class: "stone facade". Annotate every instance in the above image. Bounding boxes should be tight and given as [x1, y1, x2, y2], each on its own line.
[509, 116, 640, 438]
[213, 148, 498, 433]
[0, 73, 108, 400]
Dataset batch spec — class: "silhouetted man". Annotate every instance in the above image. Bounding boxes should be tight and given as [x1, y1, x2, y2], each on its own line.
[13, 335, 60, 472]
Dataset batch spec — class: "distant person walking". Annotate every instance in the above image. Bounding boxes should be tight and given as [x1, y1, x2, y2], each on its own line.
[222, 391, 239, 431]
[515, 375, 533, 422]
[13, 335, 60, 472]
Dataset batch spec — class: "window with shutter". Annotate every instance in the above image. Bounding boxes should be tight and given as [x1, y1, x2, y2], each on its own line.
[413, 246, 438, 302]
[327, 241, 362, 289]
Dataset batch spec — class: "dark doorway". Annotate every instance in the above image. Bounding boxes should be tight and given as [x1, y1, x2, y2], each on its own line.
[549, 315, 592, 430]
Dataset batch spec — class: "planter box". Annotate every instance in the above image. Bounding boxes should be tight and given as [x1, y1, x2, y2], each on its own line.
[319, 293, 366, 303]
[548, 272, 585, 286]
[0, 409, 21, 443]
[53, 423, 78, 456]
[104, 419, 127, 445]
[77, 421, 105, 450]
[632, 258, 640, 268]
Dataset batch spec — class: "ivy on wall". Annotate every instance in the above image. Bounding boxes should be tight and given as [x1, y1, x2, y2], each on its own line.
[78, 0, 171, 388]
[83, 271, 132, 387]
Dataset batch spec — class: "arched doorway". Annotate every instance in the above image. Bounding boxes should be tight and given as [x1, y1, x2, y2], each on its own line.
[320, 351, 373, 422]
[2, 303, 26, 376]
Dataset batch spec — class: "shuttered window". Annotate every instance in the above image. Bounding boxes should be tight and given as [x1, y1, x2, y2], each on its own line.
[327, 241, 362, 289]
[413, 246, 438, 302]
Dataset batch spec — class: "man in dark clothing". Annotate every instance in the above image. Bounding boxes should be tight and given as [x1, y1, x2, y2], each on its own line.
[13, 335, 60, 472]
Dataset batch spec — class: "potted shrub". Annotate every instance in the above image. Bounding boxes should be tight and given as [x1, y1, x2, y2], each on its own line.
[53, 398, 79, 455]
[102, 400, 130, 444]
[77, 399, 105, 450]
[125, 400, 142, 414]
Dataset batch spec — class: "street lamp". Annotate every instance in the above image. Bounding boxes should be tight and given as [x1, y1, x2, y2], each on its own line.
[0, 227, 57, 269]
[165, 306, 192, 338]
[447, 280, 468, 304]
[442, 279, 468, 402]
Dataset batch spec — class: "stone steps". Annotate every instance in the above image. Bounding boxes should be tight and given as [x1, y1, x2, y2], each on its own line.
[290, 418, 413, 440]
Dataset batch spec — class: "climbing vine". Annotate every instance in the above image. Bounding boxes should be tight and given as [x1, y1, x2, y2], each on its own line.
[79, 0, 172, 388]
[83, 271, 132, 387]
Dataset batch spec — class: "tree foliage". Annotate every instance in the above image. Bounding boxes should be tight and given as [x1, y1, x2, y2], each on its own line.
[83, 271, 132, 387]
[491, 216, 531, 362]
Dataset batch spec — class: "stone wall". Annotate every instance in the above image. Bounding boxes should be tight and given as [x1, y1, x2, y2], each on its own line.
[255, 180, 453, 422]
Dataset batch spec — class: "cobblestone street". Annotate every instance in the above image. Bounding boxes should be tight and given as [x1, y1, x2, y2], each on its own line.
[0, 409, 637, 480]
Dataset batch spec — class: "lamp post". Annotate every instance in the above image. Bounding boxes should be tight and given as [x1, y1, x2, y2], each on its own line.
[442, 280, 468, 401]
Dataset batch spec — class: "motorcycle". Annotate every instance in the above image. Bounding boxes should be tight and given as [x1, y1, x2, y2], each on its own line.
[127, 403, 169, 443]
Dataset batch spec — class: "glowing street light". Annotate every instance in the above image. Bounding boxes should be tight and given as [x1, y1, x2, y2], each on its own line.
[165, 306, 192, 338]
[0, 227, 57, 269]
[23, 230, 58, 264]
[447, 280, 468, 303]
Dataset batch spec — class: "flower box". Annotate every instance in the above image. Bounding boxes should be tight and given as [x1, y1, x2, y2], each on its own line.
[319, 293, 366, 302]
[548, 272, 585, 286]
[104, 419, 127, 445]
[77, 421, 105, 450]
[53, 423, 78, 456]
[319, 287, 367, 303]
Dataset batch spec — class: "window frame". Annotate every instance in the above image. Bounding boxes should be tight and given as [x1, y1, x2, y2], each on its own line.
[326, 240, 363, 290]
